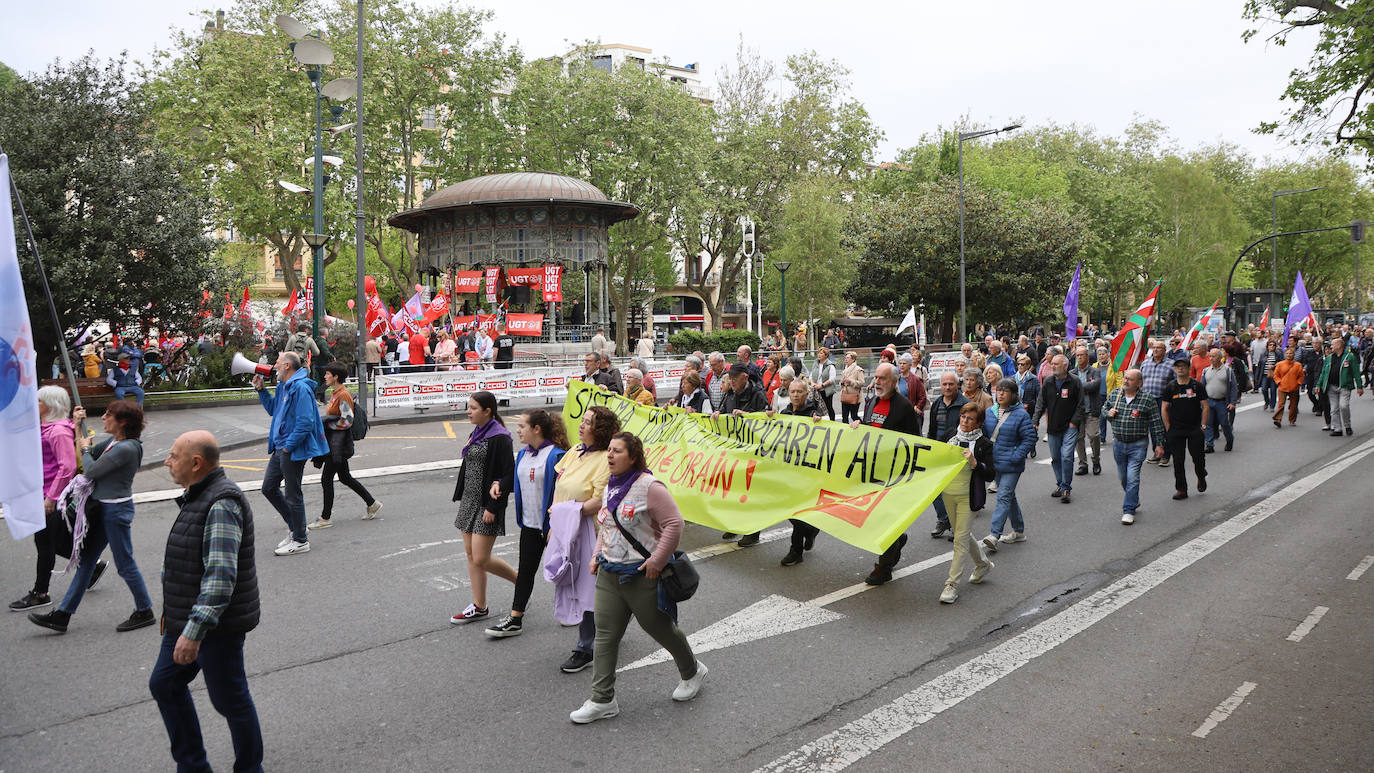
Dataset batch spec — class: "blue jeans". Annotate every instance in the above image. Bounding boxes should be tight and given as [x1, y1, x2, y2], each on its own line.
[1204, 398, 1233, 447]
[1261, 376, 1278, 409]
[932, 494, 949, 526]
[1047, 426, 1079, 492]
[1113, 438, 1149, 515]
[59, 500, 153, 614]
[574, 610, 596, 654]
[149, 631, 264, 773]
[988, 470, 1024, 537]
[262, 450, 308, 542]
[113, 385, 145, 405]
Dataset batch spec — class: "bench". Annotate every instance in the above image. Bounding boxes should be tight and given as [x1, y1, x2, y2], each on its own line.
[39, 377, 133, 411]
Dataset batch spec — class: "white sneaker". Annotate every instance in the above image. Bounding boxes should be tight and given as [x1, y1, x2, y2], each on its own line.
[939, 583, 959, 604]
[987, 482, 998, 493]
[569, 698, 620, 724]
[672, 661, 708, 701]
[276, 535, 292, 549]
[999, 531, 1026, 543]
[364, 501, 383, 520]
[274, 540, 310, 556]
[307, 518, 333, 530]
[980, 535, 999, 553]
[1121, 512, 1136, 525]
[970, 560, 994, 584]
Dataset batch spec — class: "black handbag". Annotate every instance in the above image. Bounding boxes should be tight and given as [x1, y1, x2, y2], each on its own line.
[608, 500, 700, 602]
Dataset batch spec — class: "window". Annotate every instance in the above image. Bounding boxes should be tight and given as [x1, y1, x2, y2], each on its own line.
[421, 107, 437, 129]
[628, 56, 645, 71]
[590, 55, 612, 73]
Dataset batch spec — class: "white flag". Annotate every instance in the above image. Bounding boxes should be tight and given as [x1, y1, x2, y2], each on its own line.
[0, 154, 46, 539]
[895, 306, 917, 335]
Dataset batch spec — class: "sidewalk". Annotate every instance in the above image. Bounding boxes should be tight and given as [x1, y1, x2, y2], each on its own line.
[133, 394, 563, 469]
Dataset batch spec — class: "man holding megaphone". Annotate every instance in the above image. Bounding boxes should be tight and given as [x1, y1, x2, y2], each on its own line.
[252, 352, 329, 556]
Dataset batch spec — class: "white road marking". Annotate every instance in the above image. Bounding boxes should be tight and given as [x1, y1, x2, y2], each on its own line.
[1347, 555, 1374, 581]
[756, 438, 1374, 773]
[684, 526, 792, 560]
[1285, 606, 1329, 643]
[1191, 681, 1258, 739]
[622, 552, 954, 672]
[134, 459, 462, 504]
[380, 537, 465, 559]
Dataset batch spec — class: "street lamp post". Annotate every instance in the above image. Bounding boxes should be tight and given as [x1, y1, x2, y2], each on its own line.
[774, 261, 791, 344]
[957, 123, 1020, 344]
[1271, 187, 1322, 290]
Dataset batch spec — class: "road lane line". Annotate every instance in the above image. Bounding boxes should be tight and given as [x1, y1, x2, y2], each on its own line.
[807, 552, 952, 607]
[1191, 681, 1258, 739]
[1347, 555, 1374, 581]
[443, 421, 457, 439]
[757, 438, 1374, 773]
[1285, 606, 1329, 643]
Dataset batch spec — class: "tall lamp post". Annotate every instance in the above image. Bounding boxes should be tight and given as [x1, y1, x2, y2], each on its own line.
[1272, 187, 1322, 290]
[957, 123, 1020, 344]
[774, 261, 791, 344]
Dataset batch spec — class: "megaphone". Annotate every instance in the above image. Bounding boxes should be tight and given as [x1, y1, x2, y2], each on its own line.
[231, 352, 273, 378]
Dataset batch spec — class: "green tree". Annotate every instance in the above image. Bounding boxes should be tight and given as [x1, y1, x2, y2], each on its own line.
[845, 178, 1087, 342]
[1243, 0, 1374, 166]
[504, 51, 711, 353]
[0, 55, 241, 372]
[764, 175, 853, 345]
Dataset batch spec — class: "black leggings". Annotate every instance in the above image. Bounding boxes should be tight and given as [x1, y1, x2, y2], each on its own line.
[789, 519, 820, 551]
[320, 458, 374, 519]
[511, 527, 546, 614]
[841, 400, 860, 423]
[32, 527, 57, 594]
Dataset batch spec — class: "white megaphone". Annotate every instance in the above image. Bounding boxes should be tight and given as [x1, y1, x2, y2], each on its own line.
[231, 352, 274, 378]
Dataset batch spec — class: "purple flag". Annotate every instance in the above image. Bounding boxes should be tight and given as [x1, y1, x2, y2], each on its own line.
[1281, 270, 1314, 349]
[1063, 261, 1081, 342]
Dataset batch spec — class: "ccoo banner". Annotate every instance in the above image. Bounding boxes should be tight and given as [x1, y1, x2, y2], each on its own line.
[560, 381, 965, 554]
[374, 360, 689, 408]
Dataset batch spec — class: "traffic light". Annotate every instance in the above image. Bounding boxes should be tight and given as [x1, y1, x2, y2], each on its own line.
[1353, 219, 1367, 244]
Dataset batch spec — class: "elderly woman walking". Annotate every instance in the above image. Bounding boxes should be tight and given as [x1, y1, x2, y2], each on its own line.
[30, 401, 155, 633]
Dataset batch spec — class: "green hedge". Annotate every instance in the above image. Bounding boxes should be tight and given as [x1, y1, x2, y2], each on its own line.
[667, 328, 761, 354]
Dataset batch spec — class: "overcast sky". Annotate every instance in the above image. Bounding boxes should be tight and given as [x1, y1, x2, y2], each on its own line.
[2, 0, 1332, 165]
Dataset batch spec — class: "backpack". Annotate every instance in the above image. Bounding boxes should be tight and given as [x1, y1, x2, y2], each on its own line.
[349, 403, 370, 441]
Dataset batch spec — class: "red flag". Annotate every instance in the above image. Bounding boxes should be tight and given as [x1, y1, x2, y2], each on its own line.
[422, 291, 451, 324]
[542, 265, 563, 302]
[1258, 305, 1270, 333]
[223, 293, 234, 323]
[1110, 282, 1161, 370]
[1180, 297, 1220, 352]
[365, 293, 389, 336]
[282, 288, 299, 316]
[238, 287, 251, 317]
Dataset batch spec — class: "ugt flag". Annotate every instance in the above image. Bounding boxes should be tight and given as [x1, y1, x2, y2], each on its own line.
[1063, 261, 1081, 342]
[1282, 271, 1315, 349]
[0, 153, 46, 539]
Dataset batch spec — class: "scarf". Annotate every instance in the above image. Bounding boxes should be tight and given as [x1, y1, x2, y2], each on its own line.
[604, 468, 645, 518]
[461, 418, 510, 458]
[576, 442, 605, 459]
[525, 438, 552, 455]
[949, 427, 983, 446]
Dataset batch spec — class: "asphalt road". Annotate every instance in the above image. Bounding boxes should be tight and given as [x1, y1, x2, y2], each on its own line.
[1, 393, 1371, 772]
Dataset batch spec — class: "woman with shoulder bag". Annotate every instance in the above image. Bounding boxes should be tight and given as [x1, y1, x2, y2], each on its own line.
[29, 401, 154, 634]
[938, 403, 997, 606]
[309, 363, 382, 531]
[838, 351, 865, 424]
[483, 409, 570, 638]
[569, 432, 704, 724]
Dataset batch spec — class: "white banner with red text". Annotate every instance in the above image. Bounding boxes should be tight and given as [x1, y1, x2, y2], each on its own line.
[373, 360, 689, 408]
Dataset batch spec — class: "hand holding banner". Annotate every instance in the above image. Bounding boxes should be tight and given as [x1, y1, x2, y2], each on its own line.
[560, 381, 965, 554]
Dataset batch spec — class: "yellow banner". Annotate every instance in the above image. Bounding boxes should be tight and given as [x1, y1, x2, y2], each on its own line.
[562, 381, 968, 554]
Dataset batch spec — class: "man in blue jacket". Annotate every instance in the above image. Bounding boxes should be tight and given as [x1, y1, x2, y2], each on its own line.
[253, 351, 328, 556]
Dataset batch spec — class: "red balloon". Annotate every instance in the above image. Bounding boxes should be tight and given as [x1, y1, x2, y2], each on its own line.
[364, 275, 377, 294]
[346, 299, 356, 309]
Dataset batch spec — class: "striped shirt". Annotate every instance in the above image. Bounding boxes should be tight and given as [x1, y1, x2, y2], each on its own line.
[182, 497, 244, 641]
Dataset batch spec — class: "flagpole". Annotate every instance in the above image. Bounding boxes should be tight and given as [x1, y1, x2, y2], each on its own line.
[1, 145, 85, 429]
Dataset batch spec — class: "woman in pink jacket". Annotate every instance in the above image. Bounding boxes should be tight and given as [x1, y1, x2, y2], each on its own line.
[9, 387, 94, 611]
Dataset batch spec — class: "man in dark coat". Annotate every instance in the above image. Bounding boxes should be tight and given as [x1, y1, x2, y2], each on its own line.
[150, 431, 263, 773]
[715, 363, 769, 546]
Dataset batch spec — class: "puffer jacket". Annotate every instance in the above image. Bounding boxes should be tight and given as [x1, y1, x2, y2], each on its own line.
[982, 403, 1037, 474]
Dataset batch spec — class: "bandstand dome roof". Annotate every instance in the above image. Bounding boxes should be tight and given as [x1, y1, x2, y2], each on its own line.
[387, 171, 639, 231]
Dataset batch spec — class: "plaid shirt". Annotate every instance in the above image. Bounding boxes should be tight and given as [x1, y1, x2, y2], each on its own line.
[181, 497, 244, 641]
[1139, 357, 1174, 398]
[1103, 388, 1166, 449]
